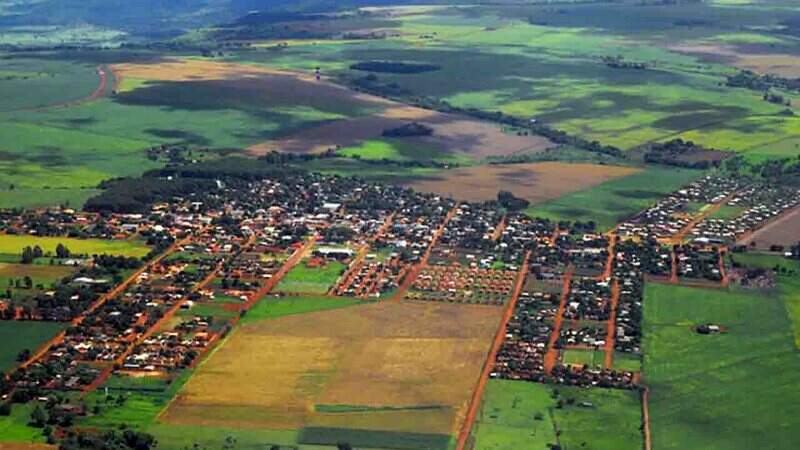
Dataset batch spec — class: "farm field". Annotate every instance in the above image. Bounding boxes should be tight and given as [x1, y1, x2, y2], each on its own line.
[401, 162, 640, 205]
[0, 235, 150, 258]
[643, 282, 800, 450]
[225, 3, 800, 159]
[526, 166, 702, 231]
[0, 263, 76, 289]
[738, 206, 800, 250]
[0, 321, 65, 372]
[0, 188, 101, 210]
[242, 295, 361, 323]
[161, 301, 503, 449]
[471, 380, 642, 450]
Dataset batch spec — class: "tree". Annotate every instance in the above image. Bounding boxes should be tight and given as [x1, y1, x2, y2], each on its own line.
[23, 276, 33, 289]
[337, 444, 353, 450]
[30, 405, 47, 428]
[21, 246, 34, 264]
[56, 243, 70, 259]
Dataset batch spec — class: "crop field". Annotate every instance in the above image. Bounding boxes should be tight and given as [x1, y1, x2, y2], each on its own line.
[225, 3, 800, 159]
[0, 321, 65, 372]
[472, 380, 642, 450]
[0, 235, 150, 258]
[526, 166, 702, 231]
[401, 162, 640, 205]
[738, 206, 800, 250]
[161, 301, 503, 449]
[0, 263, 76, 289]
[275, 260, 347, 294]
[643, 282, 800, 450]
[242, 295, 361, 323]
[0, 188, 100, 210]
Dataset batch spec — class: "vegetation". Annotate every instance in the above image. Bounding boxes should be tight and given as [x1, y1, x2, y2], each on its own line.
[0, 235, 150, 259]
[243, 295, 361, 323]
[0, 321, 65, 372]
[275, 260, 347, 294]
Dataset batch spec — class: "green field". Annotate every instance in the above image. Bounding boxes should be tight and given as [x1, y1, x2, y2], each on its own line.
[561, 348, 604, 368]
[275, 260, 347, 294]
[472, 380, 642, 450]
[0, 234, 150, 258]
[338, 139, 472, 164]
[243, 295, 361, 323]
[526, 166, 702, 230]
[643, 282, 800, 449]
[0, 263, 76, 289]
[0, 320, 65, 372]
[0, 402, 47, 443]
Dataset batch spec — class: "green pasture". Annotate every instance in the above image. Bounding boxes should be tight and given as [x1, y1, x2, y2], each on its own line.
[526, 166, 702, 231]
[643, 282, 800, 450]
[0, 188, 101, 209]
[0, 401, 46, 443]
[562, 348, 604, 368]
[338, 138, 472, 164]
[613, 352, 642, 373]
[0, 320, 65, 373]
[0, 263, 76, 289]
[0, 234, 150, 258]
[472, 380, 642, 450]
[0, 57, 100, 111]
[275, 260, 347, 294]
[243, 295, 361, 323]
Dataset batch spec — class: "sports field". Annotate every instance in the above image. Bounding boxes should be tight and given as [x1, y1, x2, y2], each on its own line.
[643, 282, 800, 450]
[275, 260, 347, 294]
[161, 301, 503, 449]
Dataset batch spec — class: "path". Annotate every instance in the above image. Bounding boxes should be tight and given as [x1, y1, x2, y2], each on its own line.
[642, 387, 653, 450]
[604, 279, 620, 369]
[454, 250, 531, 450]
[543, 267, 574, 374]
[665, 192, 739, 245]
[599, 233, 617, 280]
[243, 235, 318, 310]
[718, 247, 729, 288]
[670, 249, 678, 284]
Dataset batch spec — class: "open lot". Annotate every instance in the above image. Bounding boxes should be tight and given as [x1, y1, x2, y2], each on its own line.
[643, 282, 800, 450]
[401, 162, 639, 205]
[472, 380, 642, 450]
[161, 301, 503, 449]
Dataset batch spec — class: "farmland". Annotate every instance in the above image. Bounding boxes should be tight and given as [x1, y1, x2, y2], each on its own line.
[738, 207, 800, 250]
[0, 321, 65, 372]
[242, 295, 361, 323]
[0, 235, 150, 258]
[526, 166, 702, 231]
[643, 282, 800, 450]
[161, 301, 503, 449]
[402, 162, 640, 205]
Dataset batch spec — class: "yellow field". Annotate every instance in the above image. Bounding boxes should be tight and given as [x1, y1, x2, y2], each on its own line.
[161, 301, 502, 436]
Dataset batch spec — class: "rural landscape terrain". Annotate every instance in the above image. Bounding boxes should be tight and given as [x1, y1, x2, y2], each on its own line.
[1, 1, 800, 450]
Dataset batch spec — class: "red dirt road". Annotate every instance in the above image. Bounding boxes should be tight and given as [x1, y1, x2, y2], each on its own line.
[543, 267, 574, 374]
[643, 387, 653, 450]
[604, 279, 620, 369]
[454, 250, 531, 450]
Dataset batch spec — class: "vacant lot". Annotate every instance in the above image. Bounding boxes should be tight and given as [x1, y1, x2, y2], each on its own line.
[0, 263, 76, 288]
[162, 301, 503, 449]
[738, 206, 800, 250]
[472, 380, 642, 450]
[643, 283, 800, 450]
[0, 235, 150, 258]
[0, 321, 65, 372]
[402, 162, 639, 204]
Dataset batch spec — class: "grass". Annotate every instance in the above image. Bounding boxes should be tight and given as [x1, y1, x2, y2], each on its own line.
[643, 282, 800, 449]
[561, 348, 604, 368]
[0, 235, 150, 258]
[525, 166, 703, 231]
[0, 321, 65, 372]
[707, 204, 745, 220]
[472, 380, 642, 450]
[0, 402, 46, 443]
[242, 295, 361, 323]
[338, 138, 472, 164]
[275, 260, 347, 294]
[0, 188, 101, 209]
[612, 352, 642, 373]
[0, 263, 76, 289]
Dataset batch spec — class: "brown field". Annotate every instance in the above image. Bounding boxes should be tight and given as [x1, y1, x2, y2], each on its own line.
[669, 44, 800, 77]
[161, 301, 502, 436]
[739, 206, 800, 250]
[248, 108, 553, 159]
[400, 162, 641, 204]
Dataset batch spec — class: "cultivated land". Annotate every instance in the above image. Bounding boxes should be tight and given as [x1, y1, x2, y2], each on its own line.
[402, 162, 640, 205]
[643, 282, 800, 450]
[738, 206, 800, 250]
[0, 321, 65, 372]
[162, 301, 503, 448]
[0, 235, 150, 258]
[526, 166, 702, 230]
